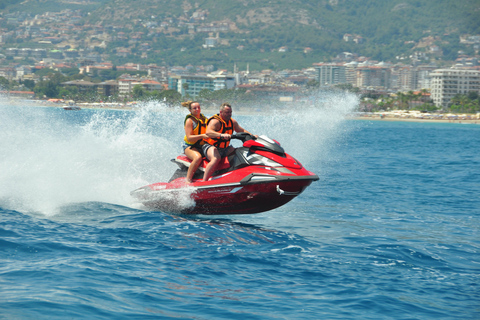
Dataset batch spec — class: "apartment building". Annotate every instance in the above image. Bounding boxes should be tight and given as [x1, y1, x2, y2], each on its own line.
[394, 65, 438, 91]
[168, 74, 235, 97]
[118, 78, 163, 97]
[118, 78, 137, 97]
[313, 63, 347, 86]
[62, 79, 97, 92]
[97, 80, 119, 97]
[416, 65, 438, 90]
[356, 66, 391, 89]
[345, 61, 358, 86]
[430, 69, 480, 108]
[396, 66, 415, 91]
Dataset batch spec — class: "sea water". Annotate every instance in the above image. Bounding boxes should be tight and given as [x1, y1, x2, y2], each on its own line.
[1, 95, 479, 319]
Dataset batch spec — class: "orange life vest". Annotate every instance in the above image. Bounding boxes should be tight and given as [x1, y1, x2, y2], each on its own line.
[184, 113, 207, 146]
[204, 114, 234, 149]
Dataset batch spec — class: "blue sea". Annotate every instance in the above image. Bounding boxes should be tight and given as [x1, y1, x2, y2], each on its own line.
[1, 95, 479, 319]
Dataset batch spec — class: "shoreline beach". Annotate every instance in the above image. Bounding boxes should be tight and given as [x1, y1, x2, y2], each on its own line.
[7, 98, 480, 125]
[353, 113, 480, 125]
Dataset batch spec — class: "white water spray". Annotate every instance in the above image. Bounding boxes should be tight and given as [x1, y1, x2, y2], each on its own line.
[237, 90, 359, 167]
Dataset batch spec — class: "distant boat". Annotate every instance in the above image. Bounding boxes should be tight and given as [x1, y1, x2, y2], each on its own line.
[63, 105, 81, 110]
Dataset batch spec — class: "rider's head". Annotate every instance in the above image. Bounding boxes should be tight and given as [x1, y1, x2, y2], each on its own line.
[181, 101, 201, 114]
[219, 103, 232, 122]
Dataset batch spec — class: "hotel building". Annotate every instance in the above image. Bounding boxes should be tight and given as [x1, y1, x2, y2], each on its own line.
[430, 69, 480, 108]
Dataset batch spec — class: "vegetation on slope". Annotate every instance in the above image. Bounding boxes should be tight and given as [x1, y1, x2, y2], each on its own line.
[2, 0, 479, 70]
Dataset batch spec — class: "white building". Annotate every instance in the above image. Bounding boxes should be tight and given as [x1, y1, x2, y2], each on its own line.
[203, 37, 218, 48]
[345, 61, 358, 86]
[430, 69, 480, 108]
[314, 63, 347, 86]
[118, 78, 163, 97]
[118, 78, 137, 97]
[168, 73, 235, 97]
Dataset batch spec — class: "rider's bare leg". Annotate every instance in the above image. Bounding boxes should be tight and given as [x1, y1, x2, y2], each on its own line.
[203, 147, 220, 181]
[184, 147, 203, 183]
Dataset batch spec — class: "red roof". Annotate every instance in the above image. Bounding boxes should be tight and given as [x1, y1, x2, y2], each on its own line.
[141, 79, 161, 84]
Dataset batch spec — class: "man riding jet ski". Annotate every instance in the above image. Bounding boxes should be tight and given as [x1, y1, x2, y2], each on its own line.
[200, 102, 255, 182]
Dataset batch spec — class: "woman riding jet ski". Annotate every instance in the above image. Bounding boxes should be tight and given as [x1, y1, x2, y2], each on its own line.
[131, 133, 319, 215]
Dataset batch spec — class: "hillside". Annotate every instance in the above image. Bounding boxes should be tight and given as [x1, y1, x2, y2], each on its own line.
[2, 0, 479, 70]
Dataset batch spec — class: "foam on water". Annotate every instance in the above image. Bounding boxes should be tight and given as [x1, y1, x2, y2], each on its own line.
[0, 91, 358, 216]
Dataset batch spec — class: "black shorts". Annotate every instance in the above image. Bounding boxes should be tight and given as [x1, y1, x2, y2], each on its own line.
[202, 144, 231, 159]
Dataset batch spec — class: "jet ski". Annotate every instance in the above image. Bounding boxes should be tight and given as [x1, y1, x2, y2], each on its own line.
[131, 133, 319, 215]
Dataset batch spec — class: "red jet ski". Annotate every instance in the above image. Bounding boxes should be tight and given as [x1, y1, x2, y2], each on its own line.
[131, 133, 319, 215]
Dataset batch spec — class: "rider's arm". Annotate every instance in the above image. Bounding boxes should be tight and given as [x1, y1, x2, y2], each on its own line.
[205, 119, 226, 140]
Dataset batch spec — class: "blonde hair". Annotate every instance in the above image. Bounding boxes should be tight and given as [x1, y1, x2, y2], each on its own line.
[181, 100, 194, 110]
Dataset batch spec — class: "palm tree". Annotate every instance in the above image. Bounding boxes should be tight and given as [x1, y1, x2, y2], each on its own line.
[420, 88, 429, 104]
[459, 95, 470, 113]
[406, 91, 417, 110]
[450, 94, 470, 113]
[396, 92, 408, 110]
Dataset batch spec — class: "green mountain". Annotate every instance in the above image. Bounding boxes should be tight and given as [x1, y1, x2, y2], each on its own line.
[3, 0, 479, 70]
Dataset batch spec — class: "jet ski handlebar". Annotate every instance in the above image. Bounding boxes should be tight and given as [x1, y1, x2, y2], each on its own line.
[230, 132, 256, 142]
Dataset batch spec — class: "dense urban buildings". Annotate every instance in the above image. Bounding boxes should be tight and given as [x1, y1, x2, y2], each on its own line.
[2, 53, 480, 109]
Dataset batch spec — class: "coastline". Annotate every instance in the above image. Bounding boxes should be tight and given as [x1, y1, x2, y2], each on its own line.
[9, 99, 480, 125]
[353, 114, 480, 125]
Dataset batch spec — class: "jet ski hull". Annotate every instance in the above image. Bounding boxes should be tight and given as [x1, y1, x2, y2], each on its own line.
[131, 173, 317, 215]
